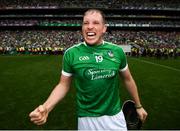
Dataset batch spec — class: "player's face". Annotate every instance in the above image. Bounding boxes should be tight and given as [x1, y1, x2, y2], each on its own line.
[82, 11, 107, 45]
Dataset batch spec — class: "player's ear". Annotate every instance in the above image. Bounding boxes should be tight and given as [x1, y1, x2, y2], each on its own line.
[103, 24, 107, 33]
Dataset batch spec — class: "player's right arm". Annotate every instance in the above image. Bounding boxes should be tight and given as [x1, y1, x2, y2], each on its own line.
[29, 74, 72, 125]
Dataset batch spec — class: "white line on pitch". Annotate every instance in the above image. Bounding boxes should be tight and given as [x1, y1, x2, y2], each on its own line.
[131, 58, 180, 72]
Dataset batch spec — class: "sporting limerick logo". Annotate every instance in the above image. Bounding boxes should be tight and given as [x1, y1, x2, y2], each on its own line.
[84, 68, 116, 80]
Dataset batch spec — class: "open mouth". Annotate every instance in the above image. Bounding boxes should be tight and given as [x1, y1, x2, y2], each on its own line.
[86, 32, 96, 38]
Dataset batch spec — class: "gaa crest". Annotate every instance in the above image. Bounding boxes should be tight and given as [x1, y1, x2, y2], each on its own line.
[107, 50, 114, 57]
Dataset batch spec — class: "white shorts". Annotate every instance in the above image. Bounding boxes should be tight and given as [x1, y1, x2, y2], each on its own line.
[78, 110, 127, 130]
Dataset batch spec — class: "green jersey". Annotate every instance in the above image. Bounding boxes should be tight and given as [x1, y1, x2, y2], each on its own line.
[62, 41, 127, 117]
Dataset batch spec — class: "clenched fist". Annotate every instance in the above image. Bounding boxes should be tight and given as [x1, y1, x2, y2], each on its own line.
[29, 105, 49, 125]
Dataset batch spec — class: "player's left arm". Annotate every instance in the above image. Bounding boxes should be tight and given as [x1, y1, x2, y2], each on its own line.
[119, 67, 148, 123]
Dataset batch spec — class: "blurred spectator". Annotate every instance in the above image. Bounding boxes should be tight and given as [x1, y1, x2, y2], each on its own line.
[0, 30, 180, 57]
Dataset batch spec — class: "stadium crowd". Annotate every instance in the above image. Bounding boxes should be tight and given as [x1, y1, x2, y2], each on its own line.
[0, 0, 179, 9]
[2, 19, 179, 28]
[0, 30, 180, 58]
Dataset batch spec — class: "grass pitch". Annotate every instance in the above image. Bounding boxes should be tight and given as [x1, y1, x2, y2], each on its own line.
[0, 55, 179, 129]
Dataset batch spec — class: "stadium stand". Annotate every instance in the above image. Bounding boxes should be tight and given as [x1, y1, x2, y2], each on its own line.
[0, 30, 180, 56]
[0, 0, 180, 9]
[0, 0, 180, 57]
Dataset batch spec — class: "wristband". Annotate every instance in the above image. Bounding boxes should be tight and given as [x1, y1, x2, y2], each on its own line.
[135, 104, 143, 109]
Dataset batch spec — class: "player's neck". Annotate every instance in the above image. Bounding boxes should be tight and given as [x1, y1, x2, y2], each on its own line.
[84, 41, 104, 47]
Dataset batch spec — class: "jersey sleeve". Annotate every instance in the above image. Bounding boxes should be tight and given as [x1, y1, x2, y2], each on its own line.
[62, 50, 73, 77]
[119, 48, 128, 72]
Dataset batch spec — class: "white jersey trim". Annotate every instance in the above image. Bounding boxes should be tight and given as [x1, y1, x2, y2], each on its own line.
[119, 64, 128, 72]
[61, 70, 73, 77]
[64, 42, 84, 55]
